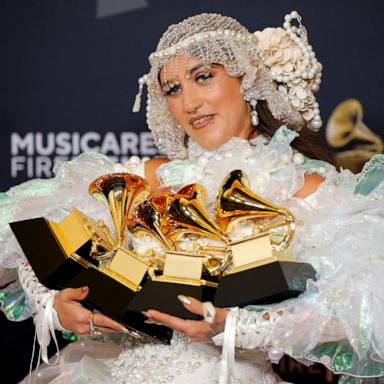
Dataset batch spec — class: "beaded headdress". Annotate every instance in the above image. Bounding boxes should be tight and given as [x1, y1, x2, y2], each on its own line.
[133, 11, 323, 159]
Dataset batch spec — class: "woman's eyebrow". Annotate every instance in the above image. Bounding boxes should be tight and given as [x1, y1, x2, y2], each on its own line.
[188, 63, 205, 74]
[160, 62, 218, 88]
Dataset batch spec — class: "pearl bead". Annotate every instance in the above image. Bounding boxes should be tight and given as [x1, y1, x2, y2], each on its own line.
[283, 22, 291, 29]
[268, 347, 284, 363]
[128, 155, 141, 165]
[290, 10, 298, 18]
[293, 152, 305, 165]
[311, 119, 323, 130]
[311, 84, 320, 92]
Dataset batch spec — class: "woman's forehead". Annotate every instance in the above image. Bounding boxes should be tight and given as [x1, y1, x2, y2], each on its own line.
[159, 56, 221, 82]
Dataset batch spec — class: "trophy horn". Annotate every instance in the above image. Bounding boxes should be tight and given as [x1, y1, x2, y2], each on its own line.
[326, 99, 383, 173]
[167, 184, 227, 244]
[216, 170, 295, 251]
[326, 99, 383, 151]
[128, 192, 175, 250]
[89, 173, 150, 247]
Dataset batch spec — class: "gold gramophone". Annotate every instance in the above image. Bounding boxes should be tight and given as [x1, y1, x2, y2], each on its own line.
[127, 187, 219, 319]
[213, 170, 316, 307]
[10, 173, 173, 343]
[326, 99, 383, 173]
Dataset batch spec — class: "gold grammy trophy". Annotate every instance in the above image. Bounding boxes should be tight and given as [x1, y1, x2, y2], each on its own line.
[213, 170, 317, 307]
[10, 173, 173, 343]
[127, 187, 219, 319]
[326, 99, 384, 173]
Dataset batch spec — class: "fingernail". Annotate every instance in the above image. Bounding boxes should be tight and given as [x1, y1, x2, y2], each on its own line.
[141, 311, 151, 318]
[178, 295, 191, 305]
[121, 327, 129, 333]
[144, 319, 163, 325]
[81, 286, 89, 292]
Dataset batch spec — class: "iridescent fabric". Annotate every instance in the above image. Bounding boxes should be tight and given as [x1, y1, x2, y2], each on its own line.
[2, 127, 384, 383]
[0, 268, 35, 321]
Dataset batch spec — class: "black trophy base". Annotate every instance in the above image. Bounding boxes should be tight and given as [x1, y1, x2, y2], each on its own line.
[214, 261, 317, 307]
[10, 217, 173, 344]
[63, 269, 174, 344]
[127, 280, 216, 320]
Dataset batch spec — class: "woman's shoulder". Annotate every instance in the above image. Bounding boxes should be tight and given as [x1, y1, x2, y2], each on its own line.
[294, 173, 324, 199]
[144, 157, 170, 192]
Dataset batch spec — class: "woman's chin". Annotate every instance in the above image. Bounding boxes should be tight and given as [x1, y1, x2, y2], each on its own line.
[194, 139, 227, 150]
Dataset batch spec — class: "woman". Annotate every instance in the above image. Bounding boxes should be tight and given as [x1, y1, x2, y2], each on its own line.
[2, 11, 384, 384]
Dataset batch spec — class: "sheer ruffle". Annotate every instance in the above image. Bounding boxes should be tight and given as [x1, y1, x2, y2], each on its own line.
[157, 126, 307, 208]
[3, 127, 384, 382]
[0, 153, 145, 321]
[0, 152, 147, 270]
[246, 153, 384, 379]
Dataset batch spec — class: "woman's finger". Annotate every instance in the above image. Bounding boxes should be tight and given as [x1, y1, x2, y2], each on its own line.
[93, 312, 127, 332]
[146, 309, 190, 333]
[177, 295, 204, 315]
[60, 286, 89, 301]
[177, 295, 229, 324]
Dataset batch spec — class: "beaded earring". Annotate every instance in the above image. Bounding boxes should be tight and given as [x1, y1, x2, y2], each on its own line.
[250, 99, 259, 127]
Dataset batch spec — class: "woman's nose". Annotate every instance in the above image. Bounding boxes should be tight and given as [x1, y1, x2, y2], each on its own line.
[182, 87, 203, 114]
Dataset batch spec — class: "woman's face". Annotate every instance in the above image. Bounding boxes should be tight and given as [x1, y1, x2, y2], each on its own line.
[159, 57, 253, 150]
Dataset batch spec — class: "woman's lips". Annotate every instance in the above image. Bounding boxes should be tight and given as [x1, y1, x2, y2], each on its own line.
[190, 115, 214, 130]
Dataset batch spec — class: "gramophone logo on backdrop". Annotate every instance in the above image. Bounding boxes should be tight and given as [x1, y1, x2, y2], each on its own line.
[96, 0, 148, 18]
[10, 131, 159, 179]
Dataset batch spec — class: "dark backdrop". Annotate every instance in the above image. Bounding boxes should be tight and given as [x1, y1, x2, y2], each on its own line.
[1, 1, 383, 383]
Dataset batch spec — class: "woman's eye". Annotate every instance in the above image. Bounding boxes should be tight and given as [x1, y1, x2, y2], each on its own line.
[164, 84, 181, 96]
[196, 72, 212, 83]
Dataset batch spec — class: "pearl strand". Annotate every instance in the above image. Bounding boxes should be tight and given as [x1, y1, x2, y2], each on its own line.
[280, 11, 323, 131]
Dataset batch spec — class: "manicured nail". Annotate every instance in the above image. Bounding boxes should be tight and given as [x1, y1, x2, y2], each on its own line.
[121, 326, 129, 333]
[144, 319, 163, 325]
[81, 286, 89, 292]
[178, 295, 191, 305]
[141, 311, 151, 318]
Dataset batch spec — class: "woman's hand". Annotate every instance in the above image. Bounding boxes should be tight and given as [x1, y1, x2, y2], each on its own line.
[53, 286, 127, 335]
[145, 296, 228, 342]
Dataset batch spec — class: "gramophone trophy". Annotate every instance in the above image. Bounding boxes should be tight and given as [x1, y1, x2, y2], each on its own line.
[10, 173, 173, 343]
[213, 170, 317, 307]
[326, 99, 384, 173]
[127, 186, 219, 319]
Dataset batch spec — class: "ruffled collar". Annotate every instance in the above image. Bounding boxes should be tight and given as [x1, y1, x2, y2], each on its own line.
[156, 126, 305, 207]
[187, 134, 268, 159]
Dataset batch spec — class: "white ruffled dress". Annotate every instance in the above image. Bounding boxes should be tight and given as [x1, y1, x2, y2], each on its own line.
[1, 126, 384, 384]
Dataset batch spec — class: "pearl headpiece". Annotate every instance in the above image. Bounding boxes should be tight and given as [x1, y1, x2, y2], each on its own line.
[133, 12, 323, 159]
